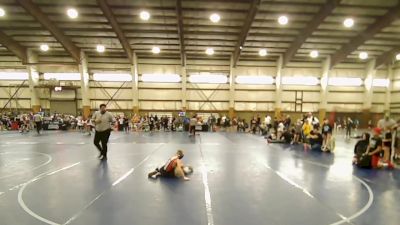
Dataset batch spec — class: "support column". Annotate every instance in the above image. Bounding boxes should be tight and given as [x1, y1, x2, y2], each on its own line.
[275, 55, 283, 118]
[27, 49, 40, 113]
[181, 66, 187, 111]
[384, 65, 393, 113]
[319, 56, 330, 121]
[229, 55, 235, 118]
[362, 59, 376, 127]
[78, 51, 90, 119]
[131, 51, 139, 114]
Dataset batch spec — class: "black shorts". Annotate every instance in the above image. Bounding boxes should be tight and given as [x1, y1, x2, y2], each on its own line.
[383, 141, 392, 148]
[159, 167, 175, 177]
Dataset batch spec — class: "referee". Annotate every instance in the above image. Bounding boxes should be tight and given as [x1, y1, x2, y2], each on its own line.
[92, 104, 114, 160]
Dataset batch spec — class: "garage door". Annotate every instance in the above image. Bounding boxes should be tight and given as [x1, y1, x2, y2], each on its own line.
[50, 100, 77, 115]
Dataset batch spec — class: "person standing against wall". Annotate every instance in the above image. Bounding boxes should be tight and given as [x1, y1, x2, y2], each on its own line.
[92, 104, 114, 160]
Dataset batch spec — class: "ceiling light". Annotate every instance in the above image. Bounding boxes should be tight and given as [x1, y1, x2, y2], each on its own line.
[40, 44, 49, 52]
[259, 49, 267, 56]
[310, 50, 319, 58]
[359, 52, 368, 60]
[206, 48, 214, 55]
[96, 45, 105, 53]
[396, 53, 400, 61]
[343, 18, 354, 28]
[210, 13, 220, 23]
[278, 16, 288, 25]
[0, 8, 5, 17]
[67, 8, 78, 19]
[152, 46, 160, 54]
[140, 11, 150, 21]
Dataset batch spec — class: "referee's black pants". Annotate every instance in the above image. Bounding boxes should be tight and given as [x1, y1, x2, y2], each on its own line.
[94, 129, 111, 157]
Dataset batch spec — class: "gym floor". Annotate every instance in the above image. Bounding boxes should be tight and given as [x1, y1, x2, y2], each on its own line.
[0, 130, 398, 225]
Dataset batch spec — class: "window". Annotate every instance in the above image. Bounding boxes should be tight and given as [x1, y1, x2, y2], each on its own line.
[281, 76, 319, 86]
[141, 74, 181, 83]
[43, 73, 81, 81]
[0, 72, 29, 80]
[372, 78, 389, 87]
[328, 77, 363, 86]
[189, 74, 228, 84]
[235, 76, 274, 85]
[93, 73, 132, 82]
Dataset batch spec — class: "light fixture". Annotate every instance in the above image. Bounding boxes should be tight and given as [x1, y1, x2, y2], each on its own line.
[140, 11, 150, 21]
[152, 46, 160, 54]
[396, 53, 400, 61]
[43, 73, 81, 81]
[189, 74, 228, 84]
[210, 13, 220, 23]
[343, 18, 354, 28]
[328, 77, 363, 86]
[359, 52, 368, 60]
[96, 45, 105, 53]
[236, 76, 275, 85]
[0, 8, 5, 17]
[141, 74, 181, 83]
[259, 49, 267, 56]
[282, 76, 320, 86]
[67, 8, 78, 19]
[239, 46, 243, 50]
[94, 73, 133, 82]
[310, 50, 319, 58]
[372, 78, 389, 87]
[278, 15, 288, 25]
[0, 72, 29, 80]
[40, 44, 49, 52]
[206, 48, 214, 55]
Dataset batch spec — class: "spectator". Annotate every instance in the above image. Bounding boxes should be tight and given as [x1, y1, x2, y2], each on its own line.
[307, 112, 319, 129]
[353, 132, 370, 166]
[123, 116, 129, 133]
[189, 114, 197, 136]
[284, 115, 291, 130]
[321, 118, 333, 151]
[277, 120, 285, 140]
[291, 119, 302, 145]
[365, 128, 383, 168]
[251, 116, 257, 134]
[302, 120, 312, 142]
[345, 117, 353, 139]
[266, 128, 293, 144]
[305, 128, 323, 152]
[265, 114, 272, 133]
[377, 113, 396, 130]
[393, 120, 400, 163]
